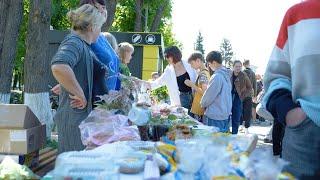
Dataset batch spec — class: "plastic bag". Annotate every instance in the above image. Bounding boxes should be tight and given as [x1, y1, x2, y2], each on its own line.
[201, 144, 233, 179]
[175, 139, 209, 174]
[96, 90, 133, 115]
[243, 148, 288, 180]
[0, 156, 39, 180]
[79, 109, 140, 147]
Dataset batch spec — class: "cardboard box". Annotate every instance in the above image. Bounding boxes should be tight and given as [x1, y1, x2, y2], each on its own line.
[0, 104, 46, 154]
[0, 104, 41, 129]
[0, 150, 39, 169]
[0, 124, 46, 154]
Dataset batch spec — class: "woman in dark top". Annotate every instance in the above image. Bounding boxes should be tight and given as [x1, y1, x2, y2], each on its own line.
[51, 4, 106, 153]
[148, 46, 196, 112]
[177, 72, 193, 111]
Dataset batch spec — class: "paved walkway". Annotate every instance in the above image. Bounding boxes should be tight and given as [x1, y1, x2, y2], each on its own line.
[239, 120, 273, 149]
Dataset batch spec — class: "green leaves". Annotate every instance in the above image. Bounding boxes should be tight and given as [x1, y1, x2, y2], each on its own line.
[51, 0, 79, 30]
[151, 86, 169, 103]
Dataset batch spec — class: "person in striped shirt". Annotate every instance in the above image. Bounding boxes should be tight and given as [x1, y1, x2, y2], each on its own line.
[262, 0, 320, 178]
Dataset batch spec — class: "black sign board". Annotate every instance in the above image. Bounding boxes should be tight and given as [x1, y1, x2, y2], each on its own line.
[110, 32, 162, 46]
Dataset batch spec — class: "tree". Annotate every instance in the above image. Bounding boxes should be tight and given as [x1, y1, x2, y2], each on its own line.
[102, 0, 117, 31]
[194, 31, 205, 55]
[150, 0, 170, 32]
[0, 1, 9, 54]
[24, 0, 52, 137]
[134, 0, 143, 32]
[114, 0, 173, 32]
[220, 38, 234, 68]
[13, 0, 30, 91]
[0, 0, 24, 104]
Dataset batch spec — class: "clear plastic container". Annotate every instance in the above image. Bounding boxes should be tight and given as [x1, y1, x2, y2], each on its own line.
[53, 151, 119, 180]
[53, 164, 119, 180]
[55, 151, 110, 168]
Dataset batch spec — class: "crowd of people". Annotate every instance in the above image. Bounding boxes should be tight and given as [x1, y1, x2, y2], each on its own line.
[50, 0, 320, 178]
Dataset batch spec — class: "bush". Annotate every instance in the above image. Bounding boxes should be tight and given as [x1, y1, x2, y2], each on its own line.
[10, 90, 23, 104]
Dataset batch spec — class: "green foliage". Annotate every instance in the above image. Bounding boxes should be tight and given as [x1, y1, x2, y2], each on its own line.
[151, 86, 169, 103]
[46, 139, 58, 149]
[195, 31, 205, 55]
[113, 0, 173, 33]
[10, 90, 23, 104]
[111, 0, 136, 32]
[51, 0, 79, 30]
[220, 38, 234, 68]
[160, 21, 182, 48]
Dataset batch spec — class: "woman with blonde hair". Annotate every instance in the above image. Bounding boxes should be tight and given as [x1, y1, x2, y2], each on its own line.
[118, 42, 134, 76]
[51, 4, 106, 153]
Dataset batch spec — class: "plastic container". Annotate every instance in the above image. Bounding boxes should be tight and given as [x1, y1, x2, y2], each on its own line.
[53, 164, 119, 180]
[55, 151, 110, 168]
[117, 152, 147, 174]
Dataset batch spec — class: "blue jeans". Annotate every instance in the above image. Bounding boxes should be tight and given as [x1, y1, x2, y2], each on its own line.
[180, 91, 192, 114]
[204, 116, 229, 133]
[231, 92, 242, 134]
[282, 117, 320, 178]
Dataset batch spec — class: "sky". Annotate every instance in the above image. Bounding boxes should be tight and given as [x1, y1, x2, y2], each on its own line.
[171, 0, 301, 74]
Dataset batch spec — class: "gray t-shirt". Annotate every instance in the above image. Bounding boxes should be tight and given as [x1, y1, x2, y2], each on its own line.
[51, 33, 93, 117]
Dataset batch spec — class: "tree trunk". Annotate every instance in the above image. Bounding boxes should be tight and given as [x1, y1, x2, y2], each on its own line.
[24, 0, 52, 137]
[134, 0, 143, 32]
[150, 0, 168, 32]
[0, 0, 9, 54]
[102, 0, 117, 31]
[0, 0, 10, 104]
[0, 0, 23, 104]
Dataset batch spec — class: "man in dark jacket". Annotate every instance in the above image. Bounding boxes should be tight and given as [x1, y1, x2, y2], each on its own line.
[243, 60, 257, 97]
[242, 60, 257, 127]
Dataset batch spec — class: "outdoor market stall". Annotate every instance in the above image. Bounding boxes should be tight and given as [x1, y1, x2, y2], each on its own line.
[0, 76, 294, 179]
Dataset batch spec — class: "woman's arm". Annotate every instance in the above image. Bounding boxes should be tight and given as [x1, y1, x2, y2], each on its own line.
[149, 69, 168, 90]
[184, 80, 207, 94]
[51, 64, 87, 109]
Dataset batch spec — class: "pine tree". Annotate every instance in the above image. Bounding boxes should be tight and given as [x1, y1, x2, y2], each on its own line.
[194, 31, 205, 55]
[220, 38, 234, 67]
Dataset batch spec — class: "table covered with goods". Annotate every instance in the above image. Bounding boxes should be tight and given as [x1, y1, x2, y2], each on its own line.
[0, 77, 294, 179]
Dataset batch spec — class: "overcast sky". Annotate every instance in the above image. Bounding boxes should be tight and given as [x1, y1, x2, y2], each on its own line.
[171, 0, 301, 74]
